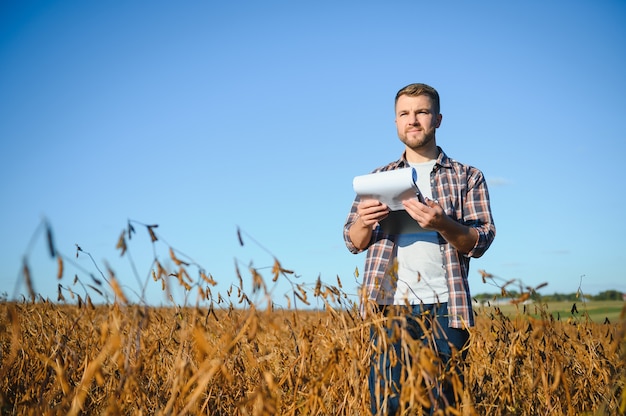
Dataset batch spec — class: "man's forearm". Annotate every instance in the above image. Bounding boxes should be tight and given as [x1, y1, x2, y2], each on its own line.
[437, 216, 478, 254]
[348, 218, 373, 251]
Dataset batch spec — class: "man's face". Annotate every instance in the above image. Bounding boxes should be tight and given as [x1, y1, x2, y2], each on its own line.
[395, 94, 442, 152]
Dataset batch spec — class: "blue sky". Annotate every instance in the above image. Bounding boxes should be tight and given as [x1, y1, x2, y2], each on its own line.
[1, 0, 625, 307]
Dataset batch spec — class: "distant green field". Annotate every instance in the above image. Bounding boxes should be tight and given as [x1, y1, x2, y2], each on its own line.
[475, 300, 625, 324]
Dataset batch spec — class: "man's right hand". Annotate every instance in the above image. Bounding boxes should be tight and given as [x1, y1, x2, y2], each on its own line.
[356, 199, 390, 228]
[349, 199, 389, 250]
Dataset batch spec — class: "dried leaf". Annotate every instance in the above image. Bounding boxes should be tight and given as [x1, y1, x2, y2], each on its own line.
[147, 224, 158, 242]
[57, 284, 65, 302]
[294, 290, 310, 305]
[22, 260, 35, 302]
[45, 222, 56, 258]
[116, 231, 127, 256]
[169, 247, 189, 266]
[90, 274, 102, 286]
[108, 269, 128, 304]
[200, 271, 217, 286]
[127, 220, 136, 240]
[237, 227, 244, 246]
[57, 256, 64, 280]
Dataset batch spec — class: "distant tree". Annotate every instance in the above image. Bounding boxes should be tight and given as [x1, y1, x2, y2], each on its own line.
[473, 293, 495, 301]
[595, 290, 623, 301]
[535, 292, 580, 302]
[473, 290, 623, 302]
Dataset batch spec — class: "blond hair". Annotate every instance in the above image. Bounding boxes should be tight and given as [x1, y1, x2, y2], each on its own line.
[395, 83, 440, 114]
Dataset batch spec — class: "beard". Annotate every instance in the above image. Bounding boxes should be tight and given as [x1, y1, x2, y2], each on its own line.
[398, 127, 436, 151]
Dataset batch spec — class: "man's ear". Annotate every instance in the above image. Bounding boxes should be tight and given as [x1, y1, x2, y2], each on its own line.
[436, 113, 443, 128]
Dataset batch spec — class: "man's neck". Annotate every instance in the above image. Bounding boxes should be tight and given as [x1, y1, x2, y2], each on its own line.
[405, 145, 439, 163]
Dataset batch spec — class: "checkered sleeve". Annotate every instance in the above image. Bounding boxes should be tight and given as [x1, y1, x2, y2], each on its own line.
[463, 167, 496, 259]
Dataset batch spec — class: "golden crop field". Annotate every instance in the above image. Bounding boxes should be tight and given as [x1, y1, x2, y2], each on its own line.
[1, 220, 625, 415]
[1, 297, 624, 415]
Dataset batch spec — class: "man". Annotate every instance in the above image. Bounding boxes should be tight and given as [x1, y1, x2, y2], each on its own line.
[343, 83, 495, 414]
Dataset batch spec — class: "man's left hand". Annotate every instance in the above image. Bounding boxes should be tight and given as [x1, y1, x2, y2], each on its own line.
[402, 197, 446, 231]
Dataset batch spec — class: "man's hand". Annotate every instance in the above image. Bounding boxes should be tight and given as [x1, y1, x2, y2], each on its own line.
[402, 197, 445, 230]
[349, 199, 389, 250]
[356, 199, 389, 228]
[402, 197, 478, 254]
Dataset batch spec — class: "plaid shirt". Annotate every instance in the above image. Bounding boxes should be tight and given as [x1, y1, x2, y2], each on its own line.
[343, 148, 495, 328]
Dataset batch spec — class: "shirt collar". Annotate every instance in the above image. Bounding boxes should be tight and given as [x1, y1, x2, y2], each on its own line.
[397, 146, 451, 168]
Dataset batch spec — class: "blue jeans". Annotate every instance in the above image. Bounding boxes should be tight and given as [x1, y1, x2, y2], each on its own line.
[368, 303, 469, 415]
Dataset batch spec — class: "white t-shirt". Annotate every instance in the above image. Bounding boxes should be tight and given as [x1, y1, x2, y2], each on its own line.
[384, 160, 448, 305]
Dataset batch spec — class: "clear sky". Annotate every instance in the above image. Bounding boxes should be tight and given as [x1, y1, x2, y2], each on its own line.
[1, 0, 625, 308]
